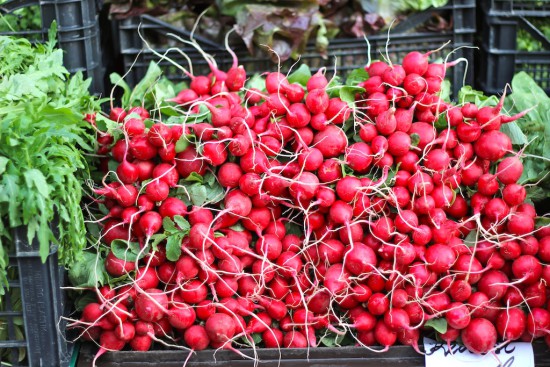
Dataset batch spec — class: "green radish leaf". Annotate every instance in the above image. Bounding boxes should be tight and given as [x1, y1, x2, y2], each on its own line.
[345, 68, 369, 86]
[285, 221, 303, 236]
[536, 216, 550, 228]
[229, 223, 245, 231]
[162, 217, 178, 233]
[130, 62, 162, 105]
[183, 172, 204, 183]
[74, 292, 98, 311]
[251, 333, 262, 344]
[339, 86, 365, 107]
[410, 133, 420, 147]
[111, 240, 142, 262]
[320, 330, 346, 347]
[175, 135, 190, 153]
[434, 112, 448, 130]
[425, 318, 448, 334]
[173, 215, 190, 232]
[526, 186, 546, 202]
[204, 171, 217, 187]
[245, 73, 265, 91]
[464, 230, 478, 247]
[165, 234, 183, 261]
[438, 79, 451, 102]
[151, 233, 167, 248]
[501, 121, 528, 145]
[110, 73, 132, 108]
[287, 64, 311, 87]
[188, 185, 208, 206]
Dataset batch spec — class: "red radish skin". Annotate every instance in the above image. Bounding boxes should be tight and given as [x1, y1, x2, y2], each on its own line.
[461, 318, 497, 354]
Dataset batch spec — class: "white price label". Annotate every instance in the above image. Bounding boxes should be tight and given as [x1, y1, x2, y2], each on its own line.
[424, 338, 535, 367]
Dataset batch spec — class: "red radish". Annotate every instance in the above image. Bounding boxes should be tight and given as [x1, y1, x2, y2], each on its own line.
[361, 76, 385, 94]
[344, 243, 377, 275]
[461, 318, 497, 354]
[382, 65, 406, 86]
[176, 146, 207, 178]
[116, 184, 138, 207]
[306, 89, 329, 114]
[375, 107, 397, 135]
[148, 123, 173, 147]
[93, 330, 126, 365]
[225, 66, 246, 91]
[384, 308, 411, 331]
[527, 308, 550, 338]
[134, 289, 168, 322]
[105, 251, 135, 277]
[502, 183, 526, 207]
[474, 131, 512, 161]
[445, 302, 471, 330]
[312, 125, 347, 158]
[512, 255, 542, 285]
[110, 107, 127, 122]
[496, 308, 526, 341]
[145, 179, 169, 202]
[408, 122, 435, 150]
[184, 325, 210, 351]
[387, 132, 411, 157]
[325, 98, 351, 124]
[158, 197, 187, 219]
[345, 143, 373, 173]
[124, 118, 145, 137]
[425, 244, 456, 273]
[307, 69, 328, 91]
[152, 163, 179, 187]
[496, 156, 523, 184]
[190, 75, 211, 95]
[116, 161, 139, 184]
[477, 270, 509, 301]
[403, 74, 427, 95]
[366, 92, 390, 117]
[402, 51, 430, 75]
[167, 304, 196, 330]
[114, 322, 135, 342]
[130, 135, 158, 161]
[218, 163, 243, 188]
[374, 320, 397, 350]
[359, 123, 378, 142]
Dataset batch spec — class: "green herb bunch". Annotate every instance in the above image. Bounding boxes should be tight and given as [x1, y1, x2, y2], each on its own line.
[0, 23, 99, 295]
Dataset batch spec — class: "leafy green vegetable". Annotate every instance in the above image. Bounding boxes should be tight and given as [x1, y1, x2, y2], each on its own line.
[68, 252, 106, 288]
[0, 24, 99, 295]
[287, 64, 311, 87]
[503, 72, 550, 197]
[425, 318, 448, 334]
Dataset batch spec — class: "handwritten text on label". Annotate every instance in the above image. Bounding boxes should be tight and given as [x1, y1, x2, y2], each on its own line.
[424, 338, 534, 367]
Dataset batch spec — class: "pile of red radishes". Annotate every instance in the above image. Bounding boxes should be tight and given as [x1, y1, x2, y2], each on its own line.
[75, 48, 550, 363]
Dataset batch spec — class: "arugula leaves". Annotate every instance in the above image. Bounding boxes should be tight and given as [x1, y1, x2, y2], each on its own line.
[0, 24, 99, 296]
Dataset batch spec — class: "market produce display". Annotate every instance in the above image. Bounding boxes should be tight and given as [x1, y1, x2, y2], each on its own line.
[63, 37, 550, 365]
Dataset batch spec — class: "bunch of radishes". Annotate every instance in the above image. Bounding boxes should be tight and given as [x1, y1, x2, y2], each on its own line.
[74, 46, 550, 364]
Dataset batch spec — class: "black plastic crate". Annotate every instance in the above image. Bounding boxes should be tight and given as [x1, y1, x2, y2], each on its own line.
[76, 341, 550, 367]
[0, 227, 72, 367]
[112, 0, 475, 98]
[484, 0, 550, 17]
[0, 0, 104, 95]
[477, 0, 550, 95]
